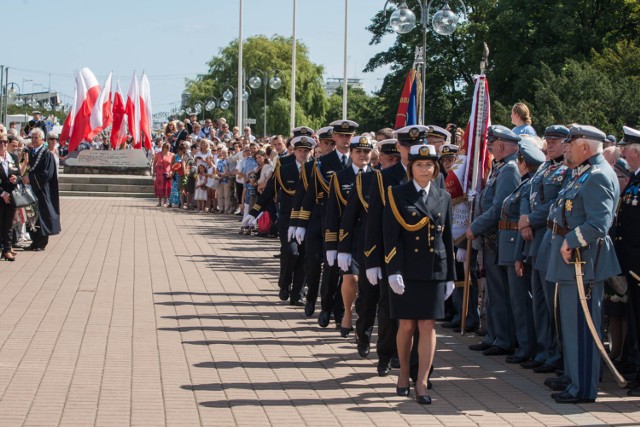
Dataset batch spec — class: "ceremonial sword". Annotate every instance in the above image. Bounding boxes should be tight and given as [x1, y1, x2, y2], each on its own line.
[573, 249, 626, 387]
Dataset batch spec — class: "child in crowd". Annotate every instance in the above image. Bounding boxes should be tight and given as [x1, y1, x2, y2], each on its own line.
[205, 156, 218, 213]
[194, 164, 208, 212]
[240, 171, 258, 235]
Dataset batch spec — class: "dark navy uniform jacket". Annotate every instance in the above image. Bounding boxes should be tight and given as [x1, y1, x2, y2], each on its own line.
[382, 180, 455, 282]
[289, 159, 315, 229]
[614, 170, 640, 276]
[324, 165, 371, 252]
[338, 170, 375, 258]
[249, 160, 300, 226]
[297, 150, 348, 230]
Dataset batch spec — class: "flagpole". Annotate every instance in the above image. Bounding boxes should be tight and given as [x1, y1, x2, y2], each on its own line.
[461, 43, 490, 335]
[342, 0, 348, 120]
[237, 0, 244, 131]
[290, 0, 297, 129]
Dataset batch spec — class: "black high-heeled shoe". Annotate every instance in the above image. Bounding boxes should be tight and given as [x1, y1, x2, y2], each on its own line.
[339, 326, 354, 338]
[396, 384, 410, 397]
[415, 393, 432, 404]
[1, 251, 15, 262]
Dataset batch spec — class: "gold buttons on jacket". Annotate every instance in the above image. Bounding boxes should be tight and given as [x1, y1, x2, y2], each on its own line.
[412, 212, 417, 217]
[414, 249, 419, 253]
[415, 236, 420, 241]
[429, 248, 434, 253]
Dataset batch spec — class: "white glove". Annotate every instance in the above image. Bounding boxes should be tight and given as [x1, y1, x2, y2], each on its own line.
[242, 214, 256, 228]
[337, 252, 352, 272]
[326, 250, 337, 266]
[388, 274, 405, 295]
[444, 281, 455, 300]
[295, 227, 306, 245]
[287, 226, 296, 242]
[456, 247, 467, 263]
[366, 267, 383, 286]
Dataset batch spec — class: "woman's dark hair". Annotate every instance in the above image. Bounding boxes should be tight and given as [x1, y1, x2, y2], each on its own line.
[406, 159, 439, 181]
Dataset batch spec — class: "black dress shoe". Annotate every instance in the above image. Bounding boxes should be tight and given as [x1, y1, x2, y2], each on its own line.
[483, 346, 512, 356]
[23, 245, 42, 251]
[415, 394, 432, 404]
[544, 378, 570, 391]
[377, 361, 391, 377]
[340, 326, 353, 338]
[520, 360, 544, 369]
[553, 391, 595, 404]
[396, 385, 410, 396]
[441, 322, 459, 329]
[533, 364, 557, 374]
[357, 341, 370, 358]
[304, 301, 315, 317]
[390, 357, 400, 369]
[627, 386, 640, 396]
[505, 355, 529, 364]
[318, 310, 330, 328]
[469, 342, 492, 351]
[453, 324, 479, 333]
[289, 299, 303, 306]
[278, 288, 289, 301]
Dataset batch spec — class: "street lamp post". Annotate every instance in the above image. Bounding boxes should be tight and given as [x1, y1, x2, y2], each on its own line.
[248, 69, 283, 137]
[384, 0, 467, 125]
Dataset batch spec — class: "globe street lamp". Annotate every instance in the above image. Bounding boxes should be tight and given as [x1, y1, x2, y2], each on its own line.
[248, 69, 283, 137]
[384, 0, 467, 125]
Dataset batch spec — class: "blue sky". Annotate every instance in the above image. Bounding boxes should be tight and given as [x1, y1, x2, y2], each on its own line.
[3, 0, 394, 115]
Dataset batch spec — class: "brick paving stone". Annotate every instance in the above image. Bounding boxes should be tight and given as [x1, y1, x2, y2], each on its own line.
[1, 198, 640, 426]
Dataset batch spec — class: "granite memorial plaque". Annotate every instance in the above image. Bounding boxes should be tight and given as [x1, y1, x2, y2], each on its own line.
[64, 150, 151, 175]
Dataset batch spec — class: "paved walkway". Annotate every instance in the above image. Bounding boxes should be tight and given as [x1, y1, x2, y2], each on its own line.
[1, 198, 639, 426]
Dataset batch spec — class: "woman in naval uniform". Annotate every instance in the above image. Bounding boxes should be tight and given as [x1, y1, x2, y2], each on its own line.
[382, 144, 455, 404]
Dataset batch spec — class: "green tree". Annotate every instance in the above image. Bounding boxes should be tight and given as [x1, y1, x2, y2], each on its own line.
[365, 0, 640, 130]
[183, 35, 328, 136]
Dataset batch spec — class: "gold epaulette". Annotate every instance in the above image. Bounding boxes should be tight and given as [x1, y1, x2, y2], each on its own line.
[356, 172, 369, 212]
[387, 186, 430, 232]
[298, 209, 311, 220]
[325, 230, 338, 242]
[275, 166, 296, 196]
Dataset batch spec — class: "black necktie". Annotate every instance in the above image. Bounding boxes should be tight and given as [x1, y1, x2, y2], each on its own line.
[419, 189, 426, 203]
[341, 156, 347, 168]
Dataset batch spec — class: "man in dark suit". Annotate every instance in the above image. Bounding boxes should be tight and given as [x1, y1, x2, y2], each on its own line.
[22, 128, 60, 251]
[246, 135, 314, 305]
[24, 111, 48, 138]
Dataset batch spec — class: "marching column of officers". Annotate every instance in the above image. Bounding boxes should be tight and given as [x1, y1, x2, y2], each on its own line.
[245, 118, 640, 405]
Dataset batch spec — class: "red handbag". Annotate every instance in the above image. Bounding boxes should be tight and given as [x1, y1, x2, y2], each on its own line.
[257, 211, 272, 235]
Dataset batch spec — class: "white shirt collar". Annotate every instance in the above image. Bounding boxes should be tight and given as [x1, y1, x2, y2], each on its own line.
[351, 163, 364, 174]
[296, 160, 302, 171]
[413, 179, 431, 196]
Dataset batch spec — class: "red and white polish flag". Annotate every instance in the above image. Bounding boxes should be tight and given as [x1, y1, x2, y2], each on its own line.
[125, 71, 140, 148]
[110, 81, 128, 149]
[89, 72, 113, 138]
[68, 67, 101, 152]
[138, 72, 152, 150]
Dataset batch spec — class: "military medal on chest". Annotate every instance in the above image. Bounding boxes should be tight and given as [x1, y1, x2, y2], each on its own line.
[565, 199, 573, 212]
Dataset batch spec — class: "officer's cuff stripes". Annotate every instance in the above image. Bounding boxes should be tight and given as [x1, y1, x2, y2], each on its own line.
[384, 247, 397, 264]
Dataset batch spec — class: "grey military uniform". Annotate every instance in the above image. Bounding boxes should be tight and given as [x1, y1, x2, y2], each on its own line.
[470, 152, 521, 350]
[546, 153, 620, 400]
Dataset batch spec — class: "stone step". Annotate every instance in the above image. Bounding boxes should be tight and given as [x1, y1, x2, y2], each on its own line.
[59, 183, 155, 193]
[58, 173, 155, 198]
[58, 174, 154, 186]
[59, 191, 154, 198]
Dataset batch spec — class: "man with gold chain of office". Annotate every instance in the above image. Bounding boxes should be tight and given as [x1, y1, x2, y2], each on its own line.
[546, 124, 620, 404]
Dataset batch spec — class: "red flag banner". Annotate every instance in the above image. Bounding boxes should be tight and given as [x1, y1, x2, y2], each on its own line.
[68, 68, 100, 152]
[394, 69, 415, 129]
[110, 81, 127, 149]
